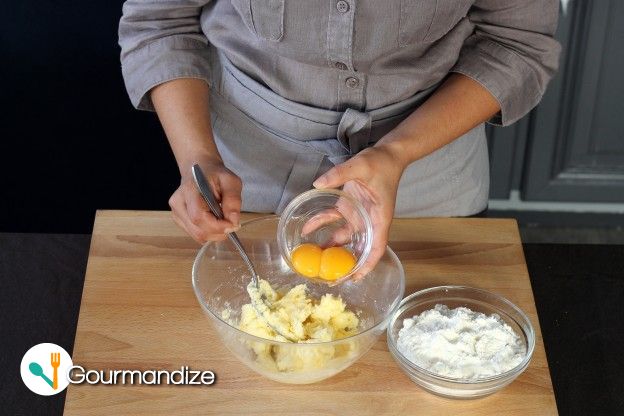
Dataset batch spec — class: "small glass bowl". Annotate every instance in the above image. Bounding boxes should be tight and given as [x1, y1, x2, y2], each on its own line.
[277, 189, 373, 284]
[387, 286, 535, 399]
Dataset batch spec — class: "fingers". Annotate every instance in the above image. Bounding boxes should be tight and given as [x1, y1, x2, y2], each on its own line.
[310, 149, 397, 283]
[301, 208, 342, 236]
[351, 240, 386, 281]
[350, 211, 391, 281]
[170, 161, 243, 243]
[326, 223, 353, 247]
[171, 210, 226, 244]
[313, 157, 369, 189]
[184, 185, 234, 232]
[169, 190, 227, 243]
[217, 173, 242, 228]
[169, 185, 230, 244]
[300, 204, 358, 248]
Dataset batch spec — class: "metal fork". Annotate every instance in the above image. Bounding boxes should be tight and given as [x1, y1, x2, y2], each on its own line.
[50, 352, 60, 390]
[191, 164, 295, 342]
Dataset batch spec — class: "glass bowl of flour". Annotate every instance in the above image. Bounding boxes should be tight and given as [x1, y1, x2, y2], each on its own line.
[387, 286, 535, 399]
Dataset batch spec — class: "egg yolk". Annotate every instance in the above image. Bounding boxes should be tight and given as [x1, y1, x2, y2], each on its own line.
[290, 244, 356, 281]
[290, 243, 322, 278]
[319, 246, 357, 281]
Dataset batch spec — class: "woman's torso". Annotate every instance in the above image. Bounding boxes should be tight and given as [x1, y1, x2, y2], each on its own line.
[201, 0, 475, 111]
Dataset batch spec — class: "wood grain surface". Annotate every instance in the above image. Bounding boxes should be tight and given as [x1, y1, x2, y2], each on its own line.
[64, 210, 557, 415]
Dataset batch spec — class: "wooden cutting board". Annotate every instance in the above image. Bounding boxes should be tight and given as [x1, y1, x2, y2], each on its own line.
[64, 210, 557, 415]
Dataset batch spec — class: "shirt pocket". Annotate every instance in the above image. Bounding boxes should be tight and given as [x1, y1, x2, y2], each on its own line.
[399, 0, 472, 46]
[231, 0, 284, 42]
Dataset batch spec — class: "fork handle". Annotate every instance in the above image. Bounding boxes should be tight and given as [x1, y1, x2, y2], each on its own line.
[192, 164, 260, 284]
[227, 233, 259, 282]
[52, 366, 58, 390]
[192, 164, 225, 220]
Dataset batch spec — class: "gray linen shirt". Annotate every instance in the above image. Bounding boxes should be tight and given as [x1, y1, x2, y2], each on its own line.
[119, 0, 560, 126]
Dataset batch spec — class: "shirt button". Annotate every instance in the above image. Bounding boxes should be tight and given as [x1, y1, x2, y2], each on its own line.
[336, 0, 350, 13]
[334, 61, 348, 70]
[345, 77, 359, 88]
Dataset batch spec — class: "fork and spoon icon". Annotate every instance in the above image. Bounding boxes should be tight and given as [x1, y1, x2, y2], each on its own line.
[29, 353, 61, 389]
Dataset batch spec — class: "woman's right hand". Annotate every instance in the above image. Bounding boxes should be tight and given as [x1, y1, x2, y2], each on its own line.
[169, 158, 242, 244]
[150, 78, 242, 243]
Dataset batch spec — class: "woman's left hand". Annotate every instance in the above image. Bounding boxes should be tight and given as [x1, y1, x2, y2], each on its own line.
[312, 144, 405, 280]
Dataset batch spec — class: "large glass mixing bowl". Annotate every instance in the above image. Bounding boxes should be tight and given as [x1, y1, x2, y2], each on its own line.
[192, 216, 405, 384]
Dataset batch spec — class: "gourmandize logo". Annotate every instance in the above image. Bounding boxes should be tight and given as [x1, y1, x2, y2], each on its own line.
[20, 343, 73, 396]
[21, 342, 216, 394]
[29, 352, 61, 390]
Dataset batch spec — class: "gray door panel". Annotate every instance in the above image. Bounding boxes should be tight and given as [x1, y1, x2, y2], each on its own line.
[522, 0, 624, 202]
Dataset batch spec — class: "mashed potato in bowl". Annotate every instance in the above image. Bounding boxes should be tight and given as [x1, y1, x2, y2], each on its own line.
[222, 279, 362, 378]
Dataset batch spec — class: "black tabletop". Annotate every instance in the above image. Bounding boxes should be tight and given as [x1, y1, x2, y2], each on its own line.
[1, 233, 623, 416]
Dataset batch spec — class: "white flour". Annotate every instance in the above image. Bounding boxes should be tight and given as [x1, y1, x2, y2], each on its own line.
[397, 304, 526, 380]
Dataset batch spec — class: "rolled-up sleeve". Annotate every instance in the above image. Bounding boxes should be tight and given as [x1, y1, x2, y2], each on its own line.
[118, 0, 212, 111]
[451, 0, 561, 126]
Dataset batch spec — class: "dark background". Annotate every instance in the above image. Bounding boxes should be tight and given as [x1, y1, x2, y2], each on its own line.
[2, 1, 624, 234]
[1, 0, 178, 234]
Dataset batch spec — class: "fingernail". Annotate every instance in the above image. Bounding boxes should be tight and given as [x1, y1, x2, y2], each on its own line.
[313, 177, 326, 188]
[224, 225, 241, 234]
[229, 212, 240, 227]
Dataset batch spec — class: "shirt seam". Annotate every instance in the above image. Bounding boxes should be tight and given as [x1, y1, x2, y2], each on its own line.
[121, 35, 208, 61]
[134, 73, 211, 111]
[452, 38, 541, 124]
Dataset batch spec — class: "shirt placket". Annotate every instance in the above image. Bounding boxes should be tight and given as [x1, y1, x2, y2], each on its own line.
[327, 0, 365, 110]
